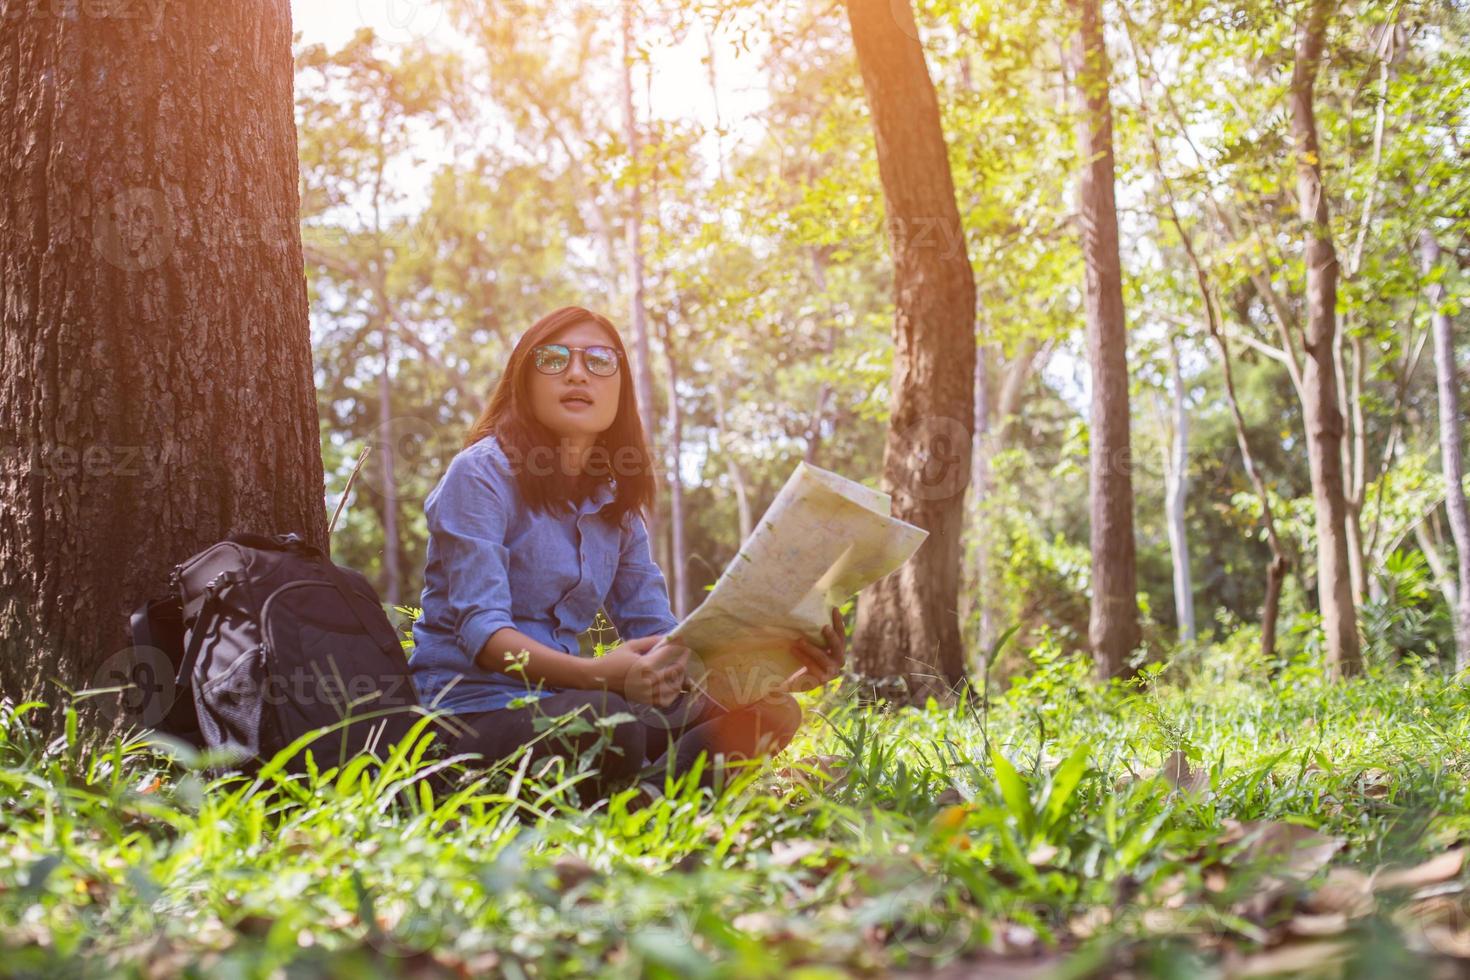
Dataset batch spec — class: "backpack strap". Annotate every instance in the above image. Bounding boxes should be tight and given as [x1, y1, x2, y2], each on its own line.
[176, 572, 238, 686]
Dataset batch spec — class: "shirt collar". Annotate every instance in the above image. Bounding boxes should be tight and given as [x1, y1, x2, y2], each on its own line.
[579, 477, 617, 516]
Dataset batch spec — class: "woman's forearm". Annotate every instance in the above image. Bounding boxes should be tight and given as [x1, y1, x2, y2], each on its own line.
[475, 627, 617, 691]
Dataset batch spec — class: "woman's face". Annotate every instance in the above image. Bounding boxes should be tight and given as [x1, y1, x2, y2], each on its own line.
[526, 320, 621, 443]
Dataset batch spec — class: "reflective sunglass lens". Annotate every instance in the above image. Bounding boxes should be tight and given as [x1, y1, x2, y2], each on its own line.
[586, 347, 618, 376]
[534, 345, 569, 373]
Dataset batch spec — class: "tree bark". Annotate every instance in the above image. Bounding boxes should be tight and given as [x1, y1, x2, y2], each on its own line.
[1420, 229, 1470, 672]
[0, 1, 326, 711]
[1290, 0, 1362, 676]
[1067, 0, 1140, 679]
[843, 0, 977, 702]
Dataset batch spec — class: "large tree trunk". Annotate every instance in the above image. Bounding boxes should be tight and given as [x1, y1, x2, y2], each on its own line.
[0, 2, 326, 713]
[1421, 229, 1470, 672]
[1067, 0, 1140, 679]
[843, 0, 977, 702]
[1290, 0, 1362, 676]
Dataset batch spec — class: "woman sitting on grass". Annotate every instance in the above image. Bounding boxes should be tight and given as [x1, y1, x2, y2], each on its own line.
[409, 306, 847, 800]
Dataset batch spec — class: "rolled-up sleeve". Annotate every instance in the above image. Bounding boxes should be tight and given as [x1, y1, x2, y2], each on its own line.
[605, 510, 680, 640]
[427, 452, 519, 666]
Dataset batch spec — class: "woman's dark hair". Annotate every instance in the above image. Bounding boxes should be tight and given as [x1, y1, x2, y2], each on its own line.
[463, 306, 657, 525]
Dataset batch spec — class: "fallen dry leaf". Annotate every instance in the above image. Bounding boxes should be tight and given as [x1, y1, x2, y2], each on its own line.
[1395, 895, 1470, 958]
[733, 911, 805, 942]
[1219, 822, 1344, 924]
[1226, 821, 1343, 881]
[770, 839, 823, 867]
[1161, 750, 1210, 795]
[934, 787, 965, 807]
[1305, 867, 1375, 918]
[1373, 849, 1465, 892]
[983, 921, 1041, 957]
[1224, 939, 1352, 978]
[551, 853, 598, 891]
[1068, 906, 1112, 939]
[1418, 924, 1470, 958]
[1286, 912, 1348, 937]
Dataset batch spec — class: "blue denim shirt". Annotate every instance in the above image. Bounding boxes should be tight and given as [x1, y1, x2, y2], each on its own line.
[409, 433, 680, 714]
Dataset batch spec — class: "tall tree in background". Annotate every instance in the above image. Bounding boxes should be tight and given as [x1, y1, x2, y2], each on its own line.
[1161, 333, 1195, 642]
[297, 32, 465, 607]
[620, 0, 661, 553]
[0, 2, 325, 706]
[1290, 0, 1361, 676]
[1420, 228, 1470, 671]
[1066, 0, 1140, 678]
[843, 0, 977, 700]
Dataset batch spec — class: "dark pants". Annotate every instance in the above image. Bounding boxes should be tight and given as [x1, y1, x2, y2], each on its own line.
[445, 688, 802, 801]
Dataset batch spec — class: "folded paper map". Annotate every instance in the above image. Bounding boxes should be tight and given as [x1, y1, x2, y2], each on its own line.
[667, 461, 929, 707]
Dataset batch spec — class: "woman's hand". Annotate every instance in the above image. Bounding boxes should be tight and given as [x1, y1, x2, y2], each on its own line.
[586, 634, 691, 707]
[785, 607, 847, 692]
[622, 637, 691, 707]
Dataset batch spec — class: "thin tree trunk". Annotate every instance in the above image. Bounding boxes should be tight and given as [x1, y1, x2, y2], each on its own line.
[377, 324, 400, 608]
[969, 339, 1043, 660]
[804, 250, 837, 467]
[1067, 0, 1140, 679]
[1163, 334, 1195, 642]
[1414, 521, 1460, 618]
[1122, 14, 1289, 662]
[619, 0, 658, 545]
[969, 343, 994, 659]
[657, 316, 687, 619]
[843, 0, 977, 702]
[1291, 0, 1362, 676]
[1341, 36, 1394, 607]
[700, 35, 753, 547]
[1338, 330, 1368, 605]
[1421, 229, 1470, 672]
[710, 377, 753, 544]
[0, 2, 325, 714]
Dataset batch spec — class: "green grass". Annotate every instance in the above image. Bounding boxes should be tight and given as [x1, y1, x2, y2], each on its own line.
[3, 644, 1470, 978]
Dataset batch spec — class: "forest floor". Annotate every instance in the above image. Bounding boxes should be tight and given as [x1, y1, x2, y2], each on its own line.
[4, 644, 1470, 978]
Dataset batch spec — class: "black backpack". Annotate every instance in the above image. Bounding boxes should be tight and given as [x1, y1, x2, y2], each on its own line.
[127, 532, 428, 773]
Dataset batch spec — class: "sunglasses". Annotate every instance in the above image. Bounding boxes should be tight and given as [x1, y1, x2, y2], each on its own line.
[531, 343, 622, 378]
